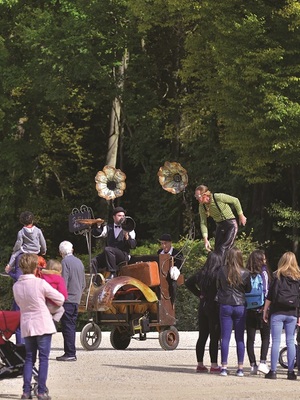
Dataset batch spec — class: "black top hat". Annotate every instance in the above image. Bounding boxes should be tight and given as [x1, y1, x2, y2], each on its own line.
[112, 206, 126, 216]
[159, 233, 172, 242]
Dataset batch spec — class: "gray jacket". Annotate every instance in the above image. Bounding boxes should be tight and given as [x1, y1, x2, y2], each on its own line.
[61, 254, 86, 304]
[9, 226, 47, 267]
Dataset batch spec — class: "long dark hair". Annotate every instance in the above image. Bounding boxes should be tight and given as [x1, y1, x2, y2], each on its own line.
[246, 249, 271, 280]
[199, 251, 223, 293]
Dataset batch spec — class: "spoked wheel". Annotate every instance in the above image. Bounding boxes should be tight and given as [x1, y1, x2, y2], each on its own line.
[110, 327, 131, 350]
[80, 322, 102, 351]
[33, 384, 49, 396]
[159, 326, 179, 351]
[278, 345, 297, 369]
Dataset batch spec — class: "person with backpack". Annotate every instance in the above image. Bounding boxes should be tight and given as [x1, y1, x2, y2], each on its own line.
[263, 251, 300, 380]
[216, 247, 251, 377]
[185, 251, 223, 373]
[245, 250, 271, 375]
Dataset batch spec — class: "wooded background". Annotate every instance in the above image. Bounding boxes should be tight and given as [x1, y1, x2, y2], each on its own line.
[1, 0, 300, 273]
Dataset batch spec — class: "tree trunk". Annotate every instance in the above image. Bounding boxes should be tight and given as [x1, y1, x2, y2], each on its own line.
[106, 49, 129, 167]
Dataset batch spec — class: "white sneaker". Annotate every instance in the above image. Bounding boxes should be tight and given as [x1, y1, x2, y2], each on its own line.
[258, 363, 270, 374]
[236, 369, 244, 377]
[220, 368, 228, 376]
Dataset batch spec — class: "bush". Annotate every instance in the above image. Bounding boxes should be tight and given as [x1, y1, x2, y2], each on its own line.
[0, 276, 14, 310]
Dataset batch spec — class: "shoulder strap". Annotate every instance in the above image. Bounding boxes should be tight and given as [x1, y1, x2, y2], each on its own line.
[212, 193, 226, 220]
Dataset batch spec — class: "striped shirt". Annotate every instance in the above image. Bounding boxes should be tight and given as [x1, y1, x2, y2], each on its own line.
[199, 193, 244, 239]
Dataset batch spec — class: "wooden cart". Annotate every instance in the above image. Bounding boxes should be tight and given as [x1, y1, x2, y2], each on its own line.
[79, 253, 183, 351]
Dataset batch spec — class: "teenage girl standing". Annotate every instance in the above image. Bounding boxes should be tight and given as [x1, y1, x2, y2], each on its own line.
[216, 247, 251, 376]
[246, 250, 271, 375]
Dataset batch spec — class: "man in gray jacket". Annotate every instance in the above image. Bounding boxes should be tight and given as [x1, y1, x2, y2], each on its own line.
[56, 241, 86, 362]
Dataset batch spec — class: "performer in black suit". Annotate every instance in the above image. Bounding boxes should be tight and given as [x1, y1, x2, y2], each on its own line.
[91, 207, 136, 279]
[157, 233, 183, 304]
[157, 233, 183, 269]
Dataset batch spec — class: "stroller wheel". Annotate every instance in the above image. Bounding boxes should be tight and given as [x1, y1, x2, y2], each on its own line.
[32, 382, 49, 396]
[278, 345, 297, 369]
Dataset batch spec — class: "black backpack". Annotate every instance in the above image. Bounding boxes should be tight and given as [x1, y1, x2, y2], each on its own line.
[274, 276, 300, 309]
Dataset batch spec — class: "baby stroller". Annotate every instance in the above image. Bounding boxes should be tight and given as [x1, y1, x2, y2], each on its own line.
[0, 310, 42, 395]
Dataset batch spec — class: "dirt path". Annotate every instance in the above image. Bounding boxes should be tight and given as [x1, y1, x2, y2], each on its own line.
[0, 331, 296, 400]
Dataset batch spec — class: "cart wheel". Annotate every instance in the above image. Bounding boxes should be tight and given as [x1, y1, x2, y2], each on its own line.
[80, 322, 102, 351]
[278, 345, 297, 369]
[110, 327, 131, 350]
[159, 326, 179, 351]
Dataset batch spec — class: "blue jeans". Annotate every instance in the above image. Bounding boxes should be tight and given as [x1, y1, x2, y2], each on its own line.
[270, 313, 297, 371]
[220, 304, 246, 365]
[23, 334, 52, 395]
[61, 302, 78, 357]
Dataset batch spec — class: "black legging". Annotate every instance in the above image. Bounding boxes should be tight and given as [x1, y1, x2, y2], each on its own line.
[196, 299, 220, 363]
[215, 219, 238, 258]
[246, 309, 270, 364]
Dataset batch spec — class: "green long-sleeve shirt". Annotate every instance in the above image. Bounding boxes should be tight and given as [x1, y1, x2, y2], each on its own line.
[198, 193, 243, 239]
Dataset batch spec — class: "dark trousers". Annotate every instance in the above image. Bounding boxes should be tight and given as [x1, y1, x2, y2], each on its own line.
[215, 219, 238, 258]
[91, 247, 128, 273]
[61, 302, 78, 357]
[246, 310, 270, 365]
[196, 300, 220, 363]
[91, 252, 107, 273]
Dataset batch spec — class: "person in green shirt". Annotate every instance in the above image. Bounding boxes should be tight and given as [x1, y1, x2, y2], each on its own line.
[195, 185, 247, 257]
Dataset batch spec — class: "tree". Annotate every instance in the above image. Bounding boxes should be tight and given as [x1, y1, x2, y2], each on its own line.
[0, 0, 134, 254]
[181, 0, 300, 252]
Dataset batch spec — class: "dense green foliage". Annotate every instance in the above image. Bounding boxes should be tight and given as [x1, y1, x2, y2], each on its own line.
[1, 1, 300, 327]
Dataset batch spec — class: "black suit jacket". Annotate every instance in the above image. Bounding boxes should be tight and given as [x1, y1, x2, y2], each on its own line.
[92, 224, 136, 254]
[157, 247, 183, 269]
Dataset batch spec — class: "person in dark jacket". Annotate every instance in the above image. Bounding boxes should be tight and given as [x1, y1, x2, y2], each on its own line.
[216, 247, 251, 377]
[185, 251, 223, 373]
[157, 233, 183, 304]
[91, 207, 137, 279]
[157, 233, 183, 269]
[263, 251, 300, 381]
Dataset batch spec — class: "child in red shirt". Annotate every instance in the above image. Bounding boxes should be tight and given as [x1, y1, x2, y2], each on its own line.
[40, 259, 68, 322]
